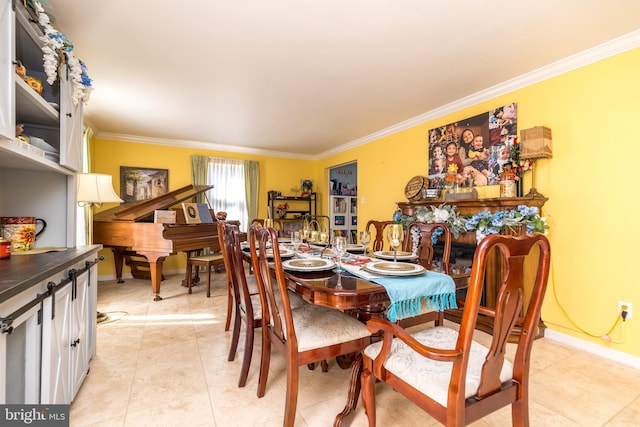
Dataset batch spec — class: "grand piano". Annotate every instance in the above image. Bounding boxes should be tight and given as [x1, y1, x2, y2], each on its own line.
[93, 184, 221, 301]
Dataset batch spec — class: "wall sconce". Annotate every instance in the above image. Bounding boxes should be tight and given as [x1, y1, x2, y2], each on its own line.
[519, 126, 552, 198]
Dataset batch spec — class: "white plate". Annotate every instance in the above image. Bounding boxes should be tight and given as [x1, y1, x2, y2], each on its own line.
[345, 244, 366, 253]
[282, 258, 336, 272]
[373, 251, 418, 261]
[265, 247, 295, 258]
[364, 261, 425, 276]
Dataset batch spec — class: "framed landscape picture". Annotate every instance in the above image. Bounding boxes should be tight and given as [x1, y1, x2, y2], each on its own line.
[120, 166, 168, 202]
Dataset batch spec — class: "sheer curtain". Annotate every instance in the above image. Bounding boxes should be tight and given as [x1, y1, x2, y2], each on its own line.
[244, 160, 259, 225]
[207, 158, 249, 231]
[190, 155, 208, 204]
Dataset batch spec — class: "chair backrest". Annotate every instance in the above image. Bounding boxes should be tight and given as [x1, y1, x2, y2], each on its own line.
[217, 221, 233, 282]
[250, 218, 284, 236]
[249, 225, 299, 350]
[365, 220, 394, 252]
[223, 222, 255, 323]
[402, 222, 451, 274]
[455, 233, 551, 415]
[364, 233, 551, 425]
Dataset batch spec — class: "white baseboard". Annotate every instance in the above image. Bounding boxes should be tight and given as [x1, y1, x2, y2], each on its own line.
[544, 328, 640, 369]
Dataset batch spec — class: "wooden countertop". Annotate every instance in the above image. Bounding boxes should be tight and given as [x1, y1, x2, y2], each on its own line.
[0, 245, 102, 304]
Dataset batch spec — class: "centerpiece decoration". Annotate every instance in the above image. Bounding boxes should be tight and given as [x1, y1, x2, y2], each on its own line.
[396, 204, 548, 244]
[27, 0, 92, 104]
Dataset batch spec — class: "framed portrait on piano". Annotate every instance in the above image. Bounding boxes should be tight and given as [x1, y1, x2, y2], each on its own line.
[120, 166, 169, 202]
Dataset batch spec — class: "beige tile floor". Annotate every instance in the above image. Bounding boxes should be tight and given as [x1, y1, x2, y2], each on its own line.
[70, 272, 640, 426]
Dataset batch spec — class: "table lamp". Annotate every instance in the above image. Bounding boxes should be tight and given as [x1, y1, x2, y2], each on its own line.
[519, 127, 552, 198]
[76, 173, 123, 323]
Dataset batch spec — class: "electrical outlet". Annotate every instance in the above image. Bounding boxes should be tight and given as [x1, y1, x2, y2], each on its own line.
[618, 301, 632, 320]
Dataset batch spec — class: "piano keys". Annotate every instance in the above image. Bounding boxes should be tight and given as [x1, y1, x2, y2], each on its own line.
[93, 184, 222, 301]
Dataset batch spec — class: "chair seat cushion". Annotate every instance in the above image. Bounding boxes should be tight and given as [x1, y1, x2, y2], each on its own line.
[364, 326, 513, 407]
[292, 305, 371, 352]
[190, 254, 224, 262]
[249, 290, 307, 321]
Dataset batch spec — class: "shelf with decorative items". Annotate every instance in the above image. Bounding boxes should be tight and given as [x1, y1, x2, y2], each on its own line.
[268, 192, 317, 220]
[329, 195, 357, 242]
[1, 0, 91, 172]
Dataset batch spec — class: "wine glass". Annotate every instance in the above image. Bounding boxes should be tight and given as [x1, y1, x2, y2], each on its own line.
[291, 231, 301, 256]
[359, 230, 371, 255]
[318, 228, 328, 244]
[334, 236, 347, 272]
[386, 224, 404, 262]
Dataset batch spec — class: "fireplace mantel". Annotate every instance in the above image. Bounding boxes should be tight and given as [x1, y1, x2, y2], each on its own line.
[397, 195, 547, 217]
[397, 194, 549, 340]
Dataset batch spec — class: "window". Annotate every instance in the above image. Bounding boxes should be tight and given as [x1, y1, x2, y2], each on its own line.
[207, 158, 248, 231]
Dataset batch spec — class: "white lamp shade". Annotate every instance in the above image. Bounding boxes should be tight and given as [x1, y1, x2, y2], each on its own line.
[77, 173, 123, 205]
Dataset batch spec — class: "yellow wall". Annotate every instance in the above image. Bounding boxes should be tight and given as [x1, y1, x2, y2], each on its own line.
[91, 141, 318, 272]
[93, 48, 640, 357]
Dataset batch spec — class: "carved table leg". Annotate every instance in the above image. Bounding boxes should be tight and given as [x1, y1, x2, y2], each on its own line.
[112, 247, 126, 283]
[334, 352, 363, 427]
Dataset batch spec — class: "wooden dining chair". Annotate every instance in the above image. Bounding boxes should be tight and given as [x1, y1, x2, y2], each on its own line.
[365, 220, 394, 252]
[250, 225, 372, 427]
[223, 223, 307, 387]
[217, 221, 237, 331]
[403, 222, 452, 273]
[250, 218, 284, 236]
[223, 222, 264, 387]
[399, 222, 453, 328]
[361, 233, 551, 427]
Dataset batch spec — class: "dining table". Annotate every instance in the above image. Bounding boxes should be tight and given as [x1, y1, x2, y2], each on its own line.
[276, 245, 470, 426]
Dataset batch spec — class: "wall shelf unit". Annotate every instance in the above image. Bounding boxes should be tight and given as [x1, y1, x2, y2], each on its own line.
[268, 193, 317, 235]
[329, 195, 357, 242]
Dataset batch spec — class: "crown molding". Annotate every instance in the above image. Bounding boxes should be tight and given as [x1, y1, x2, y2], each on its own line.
[93, 132, 316, 160]
[94, 30, 640, 161]
[317, 29, 640, 159]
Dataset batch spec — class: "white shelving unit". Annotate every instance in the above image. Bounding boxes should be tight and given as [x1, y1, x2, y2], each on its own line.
[329, 195, 357, 243]
[0, 0, 96, 405]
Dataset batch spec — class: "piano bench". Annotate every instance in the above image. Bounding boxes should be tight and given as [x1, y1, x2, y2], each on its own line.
[186, 253, 225, 297]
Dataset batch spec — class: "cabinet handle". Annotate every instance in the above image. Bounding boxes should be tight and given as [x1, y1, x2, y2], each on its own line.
[66, 113, 72, 118]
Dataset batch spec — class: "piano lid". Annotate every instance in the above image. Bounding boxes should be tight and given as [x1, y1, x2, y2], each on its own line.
[94, 184, 214, 221]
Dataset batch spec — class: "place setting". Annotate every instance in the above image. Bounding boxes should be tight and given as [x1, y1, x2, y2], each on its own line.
[282, 258, 336, 272]
[362, 261, 425, 276]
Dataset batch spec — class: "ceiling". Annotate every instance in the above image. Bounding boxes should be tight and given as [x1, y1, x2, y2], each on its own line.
[48, 0, 640, 158]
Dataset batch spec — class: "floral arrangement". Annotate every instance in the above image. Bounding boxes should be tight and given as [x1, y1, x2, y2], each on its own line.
[30, 1, 92, 104]
[396, 203, 548, 243]
[509, 138, 532, 177]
